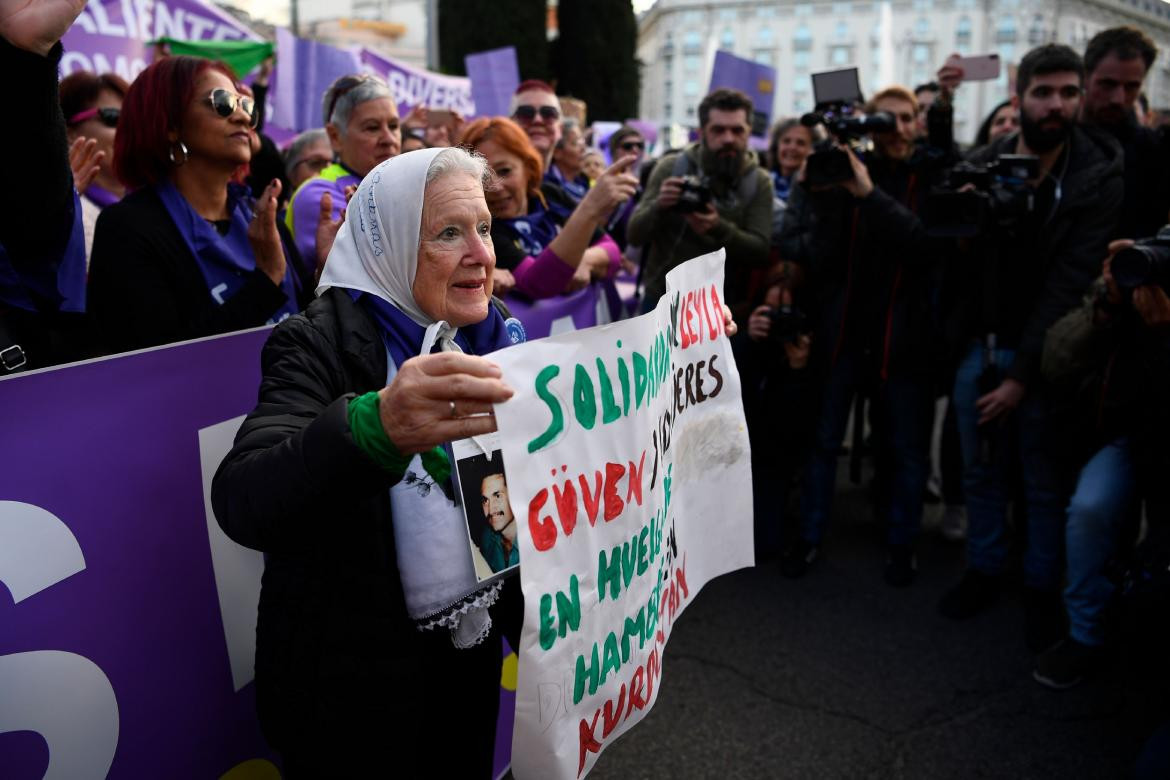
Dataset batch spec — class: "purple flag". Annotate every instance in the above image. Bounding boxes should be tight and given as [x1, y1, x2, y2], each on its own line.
[709, 50, 777, 139]
[60, 0, 260, 83]
[465, 47, 519, 119]
[270, 27, 361, 133]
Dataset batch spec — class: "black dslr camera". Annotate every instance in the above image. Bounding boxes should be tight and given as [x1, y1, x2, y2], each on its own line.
[1112, 225, 1170, 293]
[800, 68, 896, 188]
[924, 155, 1039, 238]
[675, 175, 713, 213]
[767, 303, 808, 344]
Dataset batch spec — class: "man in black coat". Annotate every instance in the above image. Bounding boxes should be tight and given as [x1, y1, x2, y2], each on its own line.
[777, 84, 956, 586]
[1080, 26, 1170, 239]
[937, 46, 1124, 655]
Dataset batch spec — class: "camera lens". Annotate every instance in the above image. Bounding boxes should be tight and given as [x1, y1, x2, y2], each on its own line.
[1112, 245, 1156, 290]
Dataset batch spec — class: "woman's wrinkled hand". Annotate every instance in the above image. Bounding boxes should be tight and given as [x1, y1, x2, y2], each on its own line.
[377, 352, 515, 453]
[248, 178, 286, 286]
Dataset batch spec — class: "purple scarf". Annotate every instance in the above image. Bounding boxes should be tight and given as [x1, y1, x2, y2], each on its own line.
[84, 183, 121, 209]
[497, 194, 561, 259]
[358, 292, 514, 369]
[156, 180, 299, 323]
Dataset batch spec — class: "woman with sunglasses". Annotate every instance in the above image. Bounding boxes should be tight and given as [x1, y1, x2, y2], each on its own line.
[604, 125, 649, 252]
[460, 117, 637, 299]
[59, 70, 129, 262]
[88, 56, 309, 355]
[286, 73, 401, 276]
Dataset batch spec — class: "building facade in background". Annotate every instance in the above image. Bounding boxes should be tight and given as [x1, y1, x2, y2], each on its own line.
[638, 0, 1170, 144]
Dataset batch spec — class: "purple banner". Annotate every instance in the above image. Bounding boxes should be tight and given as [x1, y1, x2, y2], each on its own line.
[465, 47, 519, 119]
[709, 49, 777, 139]
[360, 48, 475, 118]
[60, 0, 260, 82]
[503, 280, 624, 340]
[0, 327, 520, 778]
[0, 328, 274, 778]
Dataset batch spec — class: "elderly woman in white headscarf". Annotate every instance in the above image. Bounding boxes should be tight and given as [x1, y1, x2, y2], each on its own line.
[212, 147, 523, 777]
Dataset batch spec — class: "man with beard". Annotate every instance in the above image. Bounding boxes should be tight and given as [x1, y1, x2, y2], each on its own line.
[775, 85, 957, 586]
[479, 473, 518, 573]
[1080, 27, 1170, 238]
[627, 88, 772, 313]
[937, 45, 1123, 654]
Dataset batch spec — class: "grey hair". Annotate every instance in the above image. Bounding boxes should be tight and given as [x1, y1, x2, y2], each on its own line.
[425, 146, 492, 190]
[283, 128, 329, 179]
[322, 74, 394, 132]
[556, 117, 581, 148]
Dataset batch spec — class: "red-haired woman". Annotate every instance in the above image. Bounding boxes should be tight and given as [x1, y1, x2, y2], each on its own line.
[88, 56, 309, 354]
[459, 117, 637, 299]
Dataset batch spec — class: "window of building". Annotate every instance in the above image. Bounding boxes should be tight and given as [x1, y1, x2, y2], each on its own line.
[684, 53, 701, 72]
[718, 8, 737, 21]
[721, 28, 736, 50]
[682, 10, 703, 23]
[914, 17, 930, 39]
[756, 6, 776, 17]
[758, 27, 775, 46]
[683, 30, 702, 54]
[794, 51, 810, 70]
[794, 24, 813, 51]
[997, 15, 1017, 44]
[1028, 14, 1046, 44]
[795, 3, 813, 16]
[830, 46, 850, 66]
[684, 79, 700, 97]
[754, 49, 775, 66]
[956, 15, 971, 46]
[835, 21, 849, 40]
[833, 2, 853, 15]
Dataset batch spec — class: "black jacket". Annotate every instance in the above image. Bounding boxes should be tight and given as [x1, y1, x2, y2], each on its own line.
[779, 143, 956, 384]
[88, 187, 311, 355]
[211, 288, 516, 775]
[946, 126, 1124, 386]
[0, 38, 87, 371]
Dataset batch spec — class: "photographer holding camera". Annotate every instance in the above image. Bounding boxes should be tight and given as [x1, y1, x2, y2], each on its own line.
[626, 88, 772, 314]
[777, 83, 957, 586]
[937, 46, 1123, 651]
[1034, 236, 1170, 688]
[733, 262, 815, 559]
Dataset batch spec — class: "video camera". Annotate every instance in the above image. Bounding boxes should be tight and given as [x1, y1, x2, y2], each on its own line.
[800, 68, 896, 188]
[1112, 225, 1170, 294]
[923, 155, 1039, 238]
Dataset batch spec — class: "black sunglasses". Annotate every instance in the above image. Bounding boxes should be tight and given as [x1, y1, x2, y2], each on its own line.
[68, 106, 120, 128]
[207, 88, 258, 128]
[620, 140, 646, 152]
[513, 104, 560, 122]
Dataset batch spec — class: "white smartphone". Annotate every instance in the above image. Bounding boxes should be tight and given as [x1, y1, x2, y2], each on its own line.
[953, 54, 1001, 81]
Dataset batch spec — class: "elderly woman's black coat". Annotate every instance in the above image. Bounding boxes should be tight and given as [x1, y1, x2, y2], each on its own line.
[212, 287, 519, 776]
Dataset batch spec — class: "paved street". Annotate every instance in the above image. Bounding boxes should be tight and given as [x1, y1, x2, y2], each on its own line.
[585, 468, 1161, 779]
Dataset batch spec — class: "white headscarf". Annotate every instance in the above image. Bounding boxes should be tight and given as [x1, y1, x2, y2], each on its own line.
[317, 148, 502, 648]
[317, 147, 439, 326]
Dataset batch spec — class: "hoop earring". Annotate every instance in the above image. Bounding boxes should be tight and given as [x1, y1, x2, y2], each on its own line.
[168, 140, 189, 165]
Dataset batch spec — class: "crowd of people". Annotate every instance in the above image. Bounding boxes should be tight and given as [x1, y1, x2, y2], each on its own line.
[2, 2, 1169, 775]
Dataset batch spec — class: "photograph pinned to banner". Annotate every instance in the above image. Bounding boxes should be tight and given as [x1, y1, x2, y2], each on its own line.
[451, 432, 519, 583]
